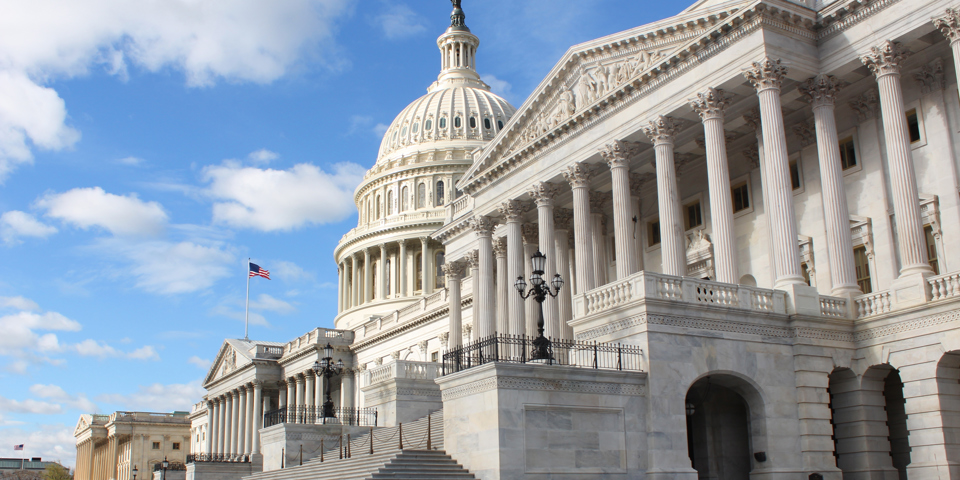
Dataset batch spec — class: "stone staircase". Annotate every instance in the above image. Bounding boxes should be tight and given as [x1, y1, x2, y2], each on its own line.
[244, 410, 475, 480]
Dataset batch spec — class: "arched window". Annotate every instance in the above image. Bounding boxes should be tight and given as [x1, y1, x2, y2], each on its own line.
[401, 186, 409, 212]
[412, 122, 419, 134]
[484, 118, 491, 129]
[417, 183, 426, 209]
[367, 199, 372, 223]
[469, 117, 476, 129]
[454, 117, 462, 128]
[415, 253, 423, 291]
[497, 120, 504, 130]
[439, 117, 447, 129]
[387, 190, 394, 215]
[436, 181, 445, 206]
[376, 195, 381, 219]
[385, 259, 391, 296]
[425, 119, 432, 130]
[435, 251, 445, 289]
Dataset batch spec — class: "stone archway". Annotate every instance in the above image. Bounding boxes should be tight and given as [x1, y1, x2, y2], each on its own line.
[685, 373, 766, 479]
[862, 364, 910, 480]
[936, 351, 960, 466]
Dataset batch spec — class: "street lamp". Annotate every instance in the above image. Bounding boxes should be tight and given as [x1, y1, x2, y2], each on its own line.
[312, 343, 344, 420]
[132, 465, 138, 480]
[161, 457, 168, 480]
[515, 250, 563, 361]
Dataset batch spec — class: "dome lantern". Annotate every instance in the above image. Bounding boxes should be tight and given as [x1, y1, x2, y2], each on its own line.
[434, 0, 484, 91]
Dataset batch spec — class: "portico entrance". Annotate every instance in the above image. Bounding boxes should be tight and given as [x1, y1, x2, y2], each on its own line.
[686, 375, 762, 480]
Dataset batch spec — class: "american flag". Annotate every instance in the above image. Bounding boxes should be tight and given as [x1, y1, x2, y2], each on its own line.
[249, 263, 270, 280]
[13, 445, 23, 451]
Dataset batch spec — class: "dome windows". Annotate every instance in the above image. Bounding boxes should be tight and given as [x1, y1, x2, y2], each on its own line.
[498, 120, 504, 130]
[439, 117, 447, 129]
[484, 118, 491, 129]
[469, 117, 476, 129]
[401, 126, 407, 137]
[425, 119, 433, 130]
[454, 116, 462, 128]
[412, 122, 419, 134]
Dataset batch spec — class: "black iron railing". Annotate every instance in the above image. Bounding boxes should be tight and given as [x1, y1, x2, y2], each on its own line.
[262, 406, 378, 428]
[153, 462, 186, 471]
[441, 333, 643, 375]
[185, 453, 249, 464]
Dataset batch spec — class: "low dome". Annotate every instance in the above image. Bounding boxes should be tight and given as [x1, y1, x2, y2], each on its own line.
[376, 85, 515, 163]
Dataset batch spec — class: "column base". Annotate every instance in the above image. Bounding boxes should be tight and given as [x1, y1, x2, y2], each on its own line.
[891, 270, 932, 308]
[778, 283, 821, 316]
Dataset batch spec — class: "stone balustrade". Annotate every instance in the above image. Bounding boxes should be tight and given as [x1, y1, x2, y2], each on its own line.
[339, 210, 446, 243]
[358, 276, 473, 340]
[446, 195, 474, 222]
[928, 271, 960, 301]
[363, 360, 443, 387]
[819, 296, 848, 318]
[281, 328, 354, 356]
[853, 291, 893, 318]
[573, 271, 788, 318]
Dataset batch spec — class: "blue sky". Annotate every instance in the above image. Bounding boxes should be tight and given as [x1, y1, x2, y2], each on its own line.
[0, 0, 686, 467]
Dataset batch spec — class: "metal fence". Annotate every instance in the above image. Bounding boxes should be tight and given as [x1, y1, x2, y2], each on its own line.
[442, 333, 644, 375]
[262, 406, 378, 428]
[185, 454, 249, 464]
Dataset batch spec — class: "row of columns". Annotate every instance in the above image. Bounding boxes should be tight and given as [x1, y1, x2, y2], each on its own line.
[206, 381, 263, 456]
[338, 237, 439, 312]
[277, 369, 357, 418]
[75, 436, 118, 480]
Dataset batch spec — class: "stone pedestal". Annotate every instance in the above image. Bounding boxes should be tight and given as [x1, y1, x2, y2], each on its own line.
[184, 456, 260, 480]
[258, 422, 371, 472]
[361, 377, 442, 427]
[781, 283, 822, 316]
[890, 271, 933, 308]
[435, 362, 647, 480]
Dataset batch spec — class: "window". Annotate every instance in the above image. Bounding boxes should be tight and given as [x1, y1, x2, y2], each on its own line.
[800, 263, 812, 286]
[392, 130, 397, 142]
[173, 443, 180, 451]
[385, 259, 391, 295]
[417, 183, 426, 208]
[854, 246, 872, 294]
[435, 251, 445, 288]
[789, 160, 802, 190]
[431, 352, 439, 362]
[439, 117, 447, 129]
[387, 190, 394, 215]
[152, 442, 160, 450]
[925, 225, 940, 275]
[497, 120, 504, 130]
[375, 195, 381, 219]
[839, 137, 857, 170]
[648, 220, 661, 247]
[400, 126, 407, 137]
[436, 181, 445, 206]
[401, 186, 409, 212]
[732, 183, 750, 213]
[412, 122, 419, 134]
[906, 109, 921, 143]
[415, 253, 423, 291]
[484, 118, 491, 129]
[685, 201, 702, 230]
[454, 116, 462, 128]
[469, 117, 476, 129]
[425, 119, 433, 131]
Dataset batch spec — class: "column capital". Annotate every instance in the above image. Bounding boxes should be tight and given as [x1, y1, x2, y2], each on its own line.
[690, 87, 730, 120]
[419, 236, 431, 246]
[742, 107, 762, 133]
[554, 207, 574, 231]
[743, 57, 788, 92]
[849, 89, 880, 121]
[498, 199, 527, 221]
[599, 140, 638, 169]
[469, 215, 498, 236]
[493, 237, 508, 258]
[642, 115, 681, 145]
[935, 8, 960, 43]
[378, 243, 387, 252]
[465, 250, 480, 269]
[528, 182, 560, 206]
[252, 380, 263, 388]
[860, 41, 911, 77]
[630, 172, 655, 197]
[438, 332, 449, 348]
[743, 144, 760, 169]
[799, 74, 846, 108]
[521, 223, 539, 245]
[441, 259, 465, 278]
[589, 190, 609, 214]
[295, 374, 305, 384]
[563, 161, 594, 188]
[792, 119, 816, 148]
[913, 58, 946, 94]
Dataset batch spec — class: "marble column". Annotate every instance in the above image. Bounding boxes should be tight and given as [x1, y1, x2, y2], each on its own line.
[421, 237, 434, 294]
[691, 88, 739, 284]
[522, 224, 539, 337]
[493, 237, 509, 336]
[800, 75, 861, 297]
[337, 264, 343, 312]
[286, 379, 295, 411]
[399, 240, 408, 297]
[529, 182, 562, 339]
[378, 244, 387, 300]
[498, 200, 527, 336]
[363, 248, 373, 303]
[244, 385, 254, 455]
[315, 370, 324, 410]
[630, 174, 648, 273]
[108, 435, 117, 480]
[223, 393, 233, 454]
[935, 8, 960, 101]
[743, 58, 806, 288]
[600, 141, 638, 279]
[340, 371, 356, 409]
[589, 192, 608, 287]
[231, 391, 241, 453]
[352, 254, 360, 308]
[216, 398, 225, 454]
[205, 400, 214, 454]
[563, 162, 596, 292]
[643, 116, 686, 277]
[860, 42, 933, 278]
[305, 372, 315, 417]
[252, 381, 262, 455]
[444, 261, 465, 349]
[295, 375, 305, 422]
[470, 216, 497, 340]
[554, 208, 574, 340]
[278, 381, 287, 409]
[237, 387, 247, 455]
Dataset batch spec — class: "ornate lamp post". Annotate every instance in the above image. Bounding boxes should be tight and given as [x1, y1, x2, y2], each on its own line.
[312, 343, 344, 419]
[161, 457, 168, 480]
[515, 250, 563, 361]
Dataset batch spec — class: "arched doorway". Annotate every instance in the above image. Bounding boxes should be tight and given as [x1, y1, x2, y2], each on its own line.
[937, 352, 960, 465]
[685, 374, 763, 479]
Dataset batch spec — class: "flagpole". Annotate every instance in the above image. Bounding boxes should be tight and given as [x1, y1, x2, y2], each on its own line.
[244, 258, 251, 341]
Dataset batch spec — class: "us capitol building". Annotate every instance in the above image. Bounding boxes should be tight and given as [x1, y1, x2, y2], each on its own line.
[76, 0, 960, 478]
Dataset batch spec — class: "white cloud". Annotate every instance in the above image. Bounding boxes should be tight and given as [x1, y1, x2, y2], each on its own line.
[0, 395, 62, 415]
[73, 339, 160, 360]
[104, 239, 235, 294]
[374, 4, 426, 39]
[247, 149, 279, 164]
[250, 294, 296, 314]
[0, 296, 41, 312]
[481, 74, 513, 99]
[0, 210, 58, 245]
[116, 156, 145, 166]
[0, 424, 77, 468]
[273, 260, 315, 283]
[0, 311, 81, 358]
[0, 0, 352, 181]
[97, 381, 205, 412]
[37, 187, 168, 236]
[127, 345, 160, 361]
[29, 384, 98, 412]
[202, 161, 364, 231]
[373, 123, 389, 138]
[188, 356, 211, 370]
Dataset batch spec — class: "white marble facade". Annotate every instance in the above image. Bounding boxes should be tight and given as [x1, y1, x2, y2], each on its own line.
[187, 0, 960, 477]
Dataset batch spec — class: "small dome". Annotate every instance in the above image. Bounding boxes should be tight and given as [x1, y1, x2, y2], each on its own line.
[376, 86, 515, 163]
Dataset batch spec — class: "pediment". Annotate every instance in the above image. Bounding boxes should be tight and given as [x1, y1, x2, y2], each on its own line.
[203, 340, 251, 387]
[459, 0, 755, 192]
[74, 415, 90, 436]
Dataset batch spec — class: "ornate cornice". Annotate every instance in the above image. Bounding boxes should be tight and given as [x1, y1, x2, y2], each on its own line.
[690, 87, 729, 120]
[817, 0, 900, 41]
[743, 57, 787, 92]
[860, 41, 910, 78]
